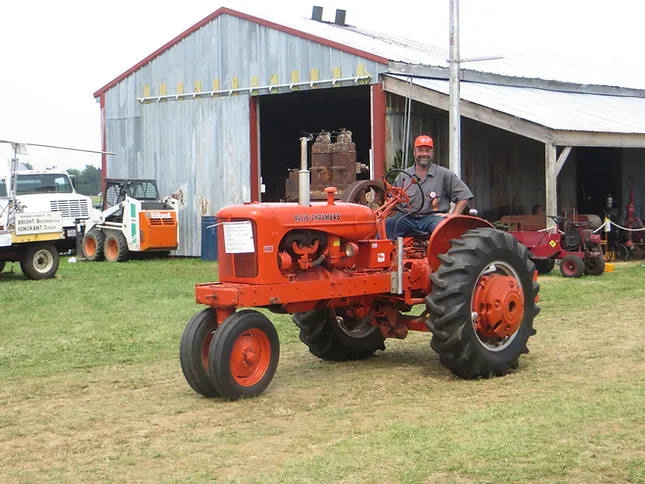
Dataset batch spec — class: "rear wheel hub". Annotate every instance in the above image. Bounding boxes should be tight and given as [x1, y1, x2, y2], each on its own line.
[473, 274, 524, 340]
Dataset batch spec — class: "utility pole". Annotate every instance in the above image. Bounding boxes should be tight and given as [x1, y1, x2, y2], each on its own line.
[449, 0, 461, 178]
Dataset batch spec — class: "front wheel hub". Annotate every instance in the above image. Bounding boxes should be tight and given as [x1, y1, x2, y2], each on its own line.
[230, 330, 271, 386]
[473, 275, 524, 339]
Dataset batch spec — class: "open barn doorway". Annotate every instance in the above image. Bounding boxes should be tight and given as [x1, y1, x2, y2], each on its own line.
[258, 85, 371, 202]
[576, 147, 622, 216]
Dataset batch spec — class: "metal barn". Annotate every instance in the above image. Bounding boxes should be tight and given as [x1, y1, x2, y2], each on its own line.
[94, 6, 645, 256]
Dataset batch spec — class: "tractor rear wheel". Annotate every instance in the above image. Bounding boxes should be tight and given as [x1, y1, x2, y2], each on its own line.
[83, 229, 105, 261]
[560, 254, 584, 278]
[584, 256, 605, 276]
[532, 258, 555, 274]
[293, 308, 385, 361]
[180, 308, 221, 398]
[104, 232, 129, 262]
[208, 310, 280, 400]
[425, 228, 539, 379]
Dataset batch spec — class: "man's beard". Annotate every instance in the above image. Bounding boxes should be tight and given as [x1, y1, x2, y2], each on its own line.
[416, 156, 433, 167]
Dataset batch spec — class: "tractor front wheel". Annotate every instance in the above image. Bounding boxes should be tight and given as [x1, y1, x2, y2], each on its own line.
[293, 308, 385, 361]
[584, 256, 605, 276]
[208, 310, 280, 400]
[426, 228, 539, 379]
[560, 254, 584, 278]
[179, 308, 221, 398]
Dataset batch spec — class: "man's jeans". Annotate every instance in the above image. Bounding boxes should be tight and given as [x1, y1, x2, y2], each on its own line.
[385, 213, 444, 240]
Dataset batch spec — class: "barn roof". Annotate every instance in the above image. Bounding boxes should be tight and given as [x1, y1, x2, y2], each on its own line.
[94, 6, 645, 144]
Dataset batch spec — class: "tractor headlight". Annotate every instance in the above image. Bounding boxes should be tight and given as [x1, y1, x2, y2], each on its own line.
[345, 242, 359, 258]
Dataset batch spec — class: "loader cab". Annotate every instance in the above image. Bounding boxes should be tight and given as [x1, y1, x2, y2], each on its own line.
[100, 178, 171, 223]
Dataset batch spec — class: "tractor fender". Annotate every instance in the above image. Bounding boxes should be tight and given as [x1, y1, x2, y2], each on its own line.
[427, 215, 494, 272]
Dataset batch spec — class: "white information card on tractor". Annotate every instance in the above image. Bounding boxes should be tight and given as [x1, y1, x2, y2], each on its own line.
[223, 221, 255, 254]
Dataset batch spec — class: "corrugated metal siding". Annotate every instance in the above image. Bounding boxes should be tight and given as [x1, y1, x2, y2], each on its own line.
[120, 14, 387, 104]
[145, 96, 250, 257]
[106, 95, 250, 257]
[385, 94, 577, 220]
[103, 13, 388, 256]
[392, 76, 645, 134]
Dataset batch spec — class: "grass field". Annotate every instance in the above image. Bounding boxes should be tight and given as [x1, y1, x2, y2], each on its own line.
[1, 258, 644, 483]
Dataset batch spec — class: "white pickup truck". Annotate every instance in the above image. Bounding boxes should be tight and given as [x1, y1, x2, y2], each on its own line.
[0, 169, 94, 252]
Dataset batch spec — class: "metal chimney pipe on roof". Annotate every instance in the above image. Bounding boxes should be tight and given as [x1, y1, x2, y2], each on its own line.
[335, 9, 346, 26]
[312, 6, 323, 21]
[299, 135, 312, 207]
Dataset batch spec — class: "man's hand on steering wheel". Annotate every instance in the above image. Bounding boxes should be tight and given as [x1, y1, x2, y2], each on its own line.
[383, 169, 425, 217]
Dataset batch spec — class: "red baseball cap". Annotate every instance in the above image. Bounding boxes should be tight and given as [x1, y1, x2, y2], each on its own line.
[414, 135, 434, 148]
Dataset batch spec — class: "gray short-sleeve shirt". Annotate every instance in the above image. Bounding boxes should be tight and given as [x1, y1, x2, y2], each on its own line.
[393, 164, 473, 215]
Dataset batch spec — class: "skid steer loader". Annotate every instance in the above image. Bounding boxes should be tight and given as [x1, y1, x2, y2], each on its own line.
[81, 178, 179, 262]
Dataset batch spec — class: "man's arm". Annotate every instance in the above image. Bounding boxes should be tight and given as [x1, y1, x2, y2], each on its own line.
[445, 172, 473, 217]
[449, 199, 469, 217]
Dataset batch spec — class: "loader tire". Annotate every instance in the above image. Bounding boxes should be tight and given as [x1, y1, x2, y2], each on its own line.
[104, 232, 129, 262]
[425, 228, 539, 379]
[293, 308, 385, 362]
[20, 243, 60, 280]
[83, 229, 105, 261]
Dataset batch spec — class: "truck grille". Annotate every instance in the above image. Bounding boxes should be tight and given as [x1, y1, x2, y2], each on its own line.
[218, 218, 258, 278]
[50, 200, 89, 219]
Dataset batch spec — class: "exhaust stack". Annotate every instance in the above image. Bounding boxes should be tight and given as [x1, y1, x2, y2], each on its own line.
[299, 136, 311, 206]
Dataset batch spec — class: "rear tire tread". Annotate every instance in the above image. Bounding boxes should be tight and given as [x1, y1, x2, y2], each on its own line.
[293, 308, 385, 362]
[425, 228, 539, 379]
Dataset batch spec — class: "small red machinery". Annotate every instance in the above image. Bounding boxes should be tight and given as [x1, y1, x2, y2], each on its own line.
[502, 211, 605, 278]
[180, 139, 540, 400]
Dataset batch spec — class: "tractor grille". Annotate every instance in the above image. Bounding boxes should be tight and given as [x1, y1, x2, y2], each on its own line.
[50, 200, 89, 219]
[218, 217, 258, 278]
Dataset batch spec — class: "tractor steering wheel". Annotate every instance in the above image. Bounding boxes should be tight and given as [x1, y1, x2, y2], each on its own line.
[383, 169, 425, 217]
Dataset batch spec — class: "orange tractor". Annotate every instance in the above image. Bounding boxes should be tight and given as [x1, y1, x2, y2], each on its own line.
[180, 143, 540, 400]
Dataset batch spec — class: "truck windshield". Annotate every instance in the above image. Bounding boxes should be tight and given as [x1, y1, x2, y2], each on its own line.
[14, 174, 74, 195]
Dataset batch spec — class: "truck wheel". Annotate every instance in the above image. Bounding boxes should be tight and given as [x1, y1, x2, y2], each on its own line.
[20, 243, 60, 280]
[293, 308, 385, 361]
[83, 230, 105, 261]
[532, 258, 555, 274]
[560, 255, 584, 278]
[584, 256, 605, 276]
[179, 308, 221, 398]
[104, 232, 129, 262]
[208, 310, 280, 400]
[425, 228, 539, 379]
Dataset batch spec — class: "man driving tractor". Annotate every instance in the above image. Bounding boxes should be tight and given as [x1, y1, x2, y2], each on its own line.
[386, 134, 473, 240]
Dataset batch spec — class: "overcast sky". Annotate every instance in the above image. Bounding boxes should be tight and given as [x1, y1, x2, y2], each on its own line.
[1, 0, 642, 171]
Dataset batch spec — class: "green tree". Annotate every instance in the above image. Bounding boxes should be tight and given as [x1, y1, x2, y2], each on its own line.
[69, 165, 101, 195]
